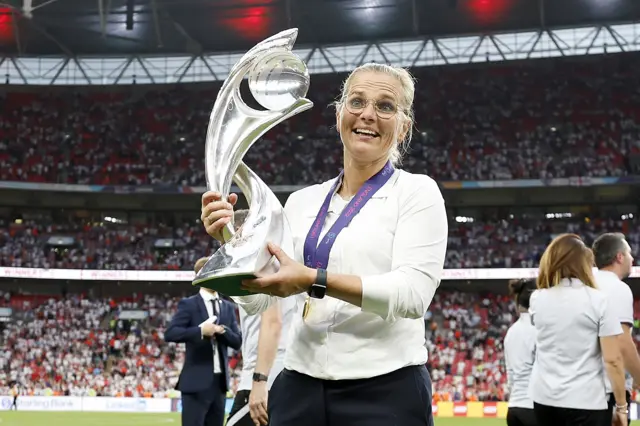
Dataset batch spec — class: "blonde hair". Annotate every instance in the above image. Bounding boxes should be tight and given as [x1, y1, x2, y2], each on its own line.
[334, 63, 416, 166]
[537, 233, 596, 289]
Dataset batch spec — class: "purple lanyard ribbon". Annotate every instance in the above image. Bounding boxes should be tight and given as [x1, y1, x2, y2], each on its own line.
[303, 161, 395, 269]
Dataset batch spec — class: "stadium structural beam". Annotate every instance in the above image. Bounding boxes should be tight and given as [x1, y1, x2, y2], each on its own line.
[73, 58, 92, 85]
[525, 31, 542, 59]
[318, 47, 337, 73]
[374, 43, 390, 64]
[113, 56, 135, 85]
[410, 40, 428, 67]
[411, 0, 419, 36]
[98, 0, 112, 38]
[285, 0, 292, 28]
[50, 57, 69, 84]
[150, 0, 163, 48]
[304, 47, 316, 64]
[488, 35, 507, 61]
[5, 22, 640, 86]
[546, 30, 566, 57]
[136, 56, 155, 84]
[605, 25, 626, 51]
[468, 34, 485, 63]
[11, 8, 22, 54]
[354, 44, 372, 67]
[177, 55, 197, 83]
[431, 37, 449, 65]
[199, 55, 218, 80]
[9, 57, 26, 84]
[586, 26, 602, 55]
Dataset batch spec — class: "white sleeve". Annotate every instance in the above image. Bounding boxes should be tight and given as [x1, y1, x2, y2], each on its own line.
[231, 295, 277, 316]
[528, 290, 539, 326]
[598, 292, 624, 337]
[360, 176, 447, 322]
[503, 332, 514, 392]
[616, 283, 634, 326]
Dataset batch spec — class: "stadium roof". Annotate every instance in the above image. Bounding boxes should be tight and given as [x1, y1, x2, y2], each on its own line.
[0, 0, 639, 56]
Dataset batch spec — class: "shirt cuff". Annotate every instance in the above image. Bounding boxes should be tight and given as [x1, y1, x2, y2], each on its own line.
[361, 274, 392, 320]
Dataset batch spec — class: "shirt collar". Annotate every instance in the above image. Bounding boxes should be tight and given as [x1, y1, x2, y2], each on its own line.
[199, 288, 219, 301]
[595, 269, 621, 281]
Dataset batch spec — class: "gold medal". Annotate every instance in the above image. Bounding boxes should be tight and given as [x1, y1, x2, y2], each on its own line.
[302, 295, 311, 320]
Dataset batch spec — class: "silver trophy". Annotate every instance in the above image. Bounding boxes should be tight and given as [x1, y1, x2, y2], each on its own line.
[193, 28, 313, 296]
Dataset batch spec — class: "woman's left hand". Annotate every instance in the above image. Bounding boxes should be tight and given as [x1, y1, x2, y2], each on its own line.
[241, 242, 316, 297]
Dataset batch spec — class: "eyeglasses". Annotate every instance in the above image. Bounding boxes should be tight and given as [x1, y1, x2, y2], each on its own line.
[344, 95, 401, 120]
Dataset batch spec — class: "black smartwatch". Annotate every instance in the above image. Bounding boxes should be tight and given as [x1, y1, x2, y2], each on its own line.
[308, 268, 327, 299]
[252, 373, 268, 383]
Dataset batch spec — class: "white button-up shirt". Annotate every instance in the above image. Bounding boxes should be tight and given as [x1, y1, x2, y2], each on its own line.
[234, 169, 448, 380]
[528, 278, 622, 410]
[504, 312, 536, 409]
[593, 269, 635, 393]
[200, 288, 222, 374]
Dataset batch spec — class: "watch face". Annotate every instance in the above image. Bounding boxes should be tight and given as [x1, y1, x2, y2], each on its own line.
[310, 284, 326, 299]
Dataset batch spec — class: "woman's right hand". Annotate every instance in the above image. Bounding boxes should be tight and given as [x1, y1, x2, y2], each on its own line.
[201, 191, 238, 243]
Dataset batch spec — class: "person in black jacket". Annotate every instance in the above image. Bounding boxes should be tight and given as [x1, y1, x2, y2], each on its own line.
[165, 258, 242, 426]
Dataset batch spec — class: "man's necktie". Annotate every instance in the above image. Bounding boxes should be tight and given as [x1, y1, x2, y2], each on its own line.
[211, 299, 220, 323]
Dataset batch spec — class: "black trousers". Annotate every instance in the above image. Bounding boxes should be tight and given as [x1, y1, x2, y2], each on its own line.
[181, 374, 226, 426]
[533, 402, 609, 426]
[268, 365, 434, 426]
[507, 407, 537, 426]
[227, 390, 260, 426]
[607, 390, 631, 426]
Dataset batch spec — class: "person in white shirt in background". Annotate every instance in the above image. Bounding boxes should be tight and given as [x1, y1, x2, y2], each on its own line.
[527, 233, 627, 426]
[225, 210, 296, 426]
[503, 278, 537, 426]
[200, 62, 448, 426]
[592, 232, 639, 426]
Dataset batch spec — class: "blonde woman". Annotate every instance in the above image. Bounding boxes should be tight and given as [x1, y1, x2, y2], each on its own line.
[201, 63, 448, 426]
[528, 233, 627, 426]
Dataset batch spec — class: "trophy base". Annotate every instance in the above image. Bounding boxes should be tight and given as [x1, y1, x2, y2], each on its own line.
[193, 272, 258, 297]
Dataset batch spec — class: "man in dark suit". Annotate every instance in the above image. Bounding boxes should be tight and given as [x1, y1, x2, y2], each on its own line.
[165, 257, 242, 426]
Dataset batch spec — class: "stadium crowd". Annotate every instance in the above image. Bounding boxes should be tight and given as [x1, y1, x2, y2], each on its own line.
[0, 55, 639, 187]
[1, 212, 638, 270]
[0, 289, 639, 403]
[0, 289, 524, 401]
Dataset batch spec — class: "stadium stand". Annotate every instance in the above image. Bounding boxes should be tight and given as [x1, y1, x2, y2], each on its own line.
[1, 289, 640, 404]
[1, 54, 640, 187]
[1, 212, 637, 270]
[1, 52, 640, 412]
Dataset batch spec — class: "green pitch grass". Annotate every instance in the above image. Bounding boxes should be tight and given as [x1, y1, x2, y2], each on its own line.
[0, 412, 639, 426]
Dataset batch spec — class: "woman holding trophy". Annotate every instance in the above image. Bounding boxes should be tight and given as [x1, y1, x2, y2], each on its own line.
[201, 61, 447, 426]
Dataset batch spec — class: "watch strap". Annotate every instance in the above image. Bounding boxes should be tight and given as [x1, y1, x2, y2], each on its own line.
[252, 373, 268, 382]
[308, 268, 327, 299]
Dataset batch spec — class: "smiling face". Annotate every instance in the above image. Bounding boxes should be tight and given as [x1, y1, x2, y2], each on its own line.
[336, 70, 410, 166]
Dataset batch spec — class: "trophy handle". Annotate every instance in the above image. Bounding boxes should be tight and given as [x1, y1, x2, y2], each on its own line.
[194, 28, 312, 295]
[204, 28, 312, 242]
